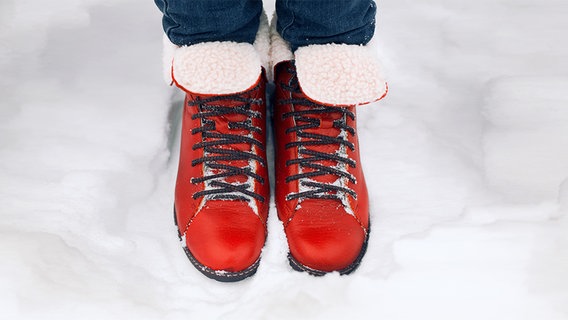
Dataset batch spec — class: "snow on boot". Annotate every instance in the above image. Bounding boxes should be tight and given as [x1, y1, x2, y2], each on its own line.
[169, 35, 270, 281]
[271, 35, 387, 275]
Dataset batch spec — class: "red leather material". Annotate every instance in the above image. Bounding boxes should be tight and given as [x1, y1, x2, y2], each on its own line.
[185, 201, 266, 272]
[173, 70, 269, 273]
[274, 61, 370, 272]
[285, 204, 366, 272]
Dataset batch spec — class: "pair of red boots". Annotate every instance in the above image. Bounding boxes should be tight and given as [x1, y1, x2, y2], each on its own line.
[168, 21, 387, 282]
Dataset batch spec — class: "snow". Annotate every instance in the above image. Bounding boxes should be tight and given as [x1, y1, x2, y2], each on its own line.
[1, 0, 567, 319]
[483, 77, 568, 200]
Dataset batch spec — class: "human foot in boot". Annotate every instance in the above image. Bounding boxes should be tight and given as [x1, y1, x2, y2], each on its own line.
[171, 40, 270, 282]
[272, 41, 387, 275]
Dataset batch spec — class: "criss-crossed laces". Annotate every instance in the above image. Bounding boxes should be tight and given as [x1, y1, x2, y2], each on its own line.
[189, 92, 266, 203]
[278, 66, 358, 202]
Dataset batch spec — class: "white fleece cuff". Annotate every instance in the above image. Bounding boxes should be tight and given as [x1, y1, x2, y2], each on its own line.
[295, 44, 387, 106]
[172, 42, 262, 95]
[253, 11, 270, 77]
[162, 11, 269, 92]
[269, 14, 294, 81]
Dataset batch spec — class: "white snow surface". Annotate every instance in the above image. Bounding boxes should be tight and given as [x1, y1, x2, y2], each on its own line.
[1, 0, 568, 319]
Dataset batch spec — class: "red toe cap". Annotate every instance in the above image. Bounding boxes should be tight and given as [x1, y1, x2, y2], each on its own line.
[285, 205, 367, 272]
[183, 201, 266, 272]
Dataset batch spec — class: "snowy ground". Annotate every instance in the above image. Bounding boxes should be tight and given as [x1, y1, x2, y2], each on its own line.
[1, 0, 568, 319]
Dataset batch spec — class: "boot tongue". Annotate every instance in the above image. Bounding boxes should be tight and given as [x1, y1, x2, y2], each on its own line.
[295, 105, 346, 185]
[202, 101, 254, 185]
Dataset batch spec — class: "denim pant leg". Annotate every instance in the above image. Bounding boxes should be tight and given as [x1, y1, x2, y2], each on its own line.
[276, 0, 377, 51]
[155, 0, 263, 46]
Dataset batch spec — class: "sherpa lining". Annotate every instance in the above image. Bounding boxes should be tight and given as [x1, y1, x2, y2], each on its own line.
[268, 14, 294, 81]
[163, 11, 269, 90]
[253, 12, 270, 76]
[172, 42, 262, 95]
[295, 44, 387, 106]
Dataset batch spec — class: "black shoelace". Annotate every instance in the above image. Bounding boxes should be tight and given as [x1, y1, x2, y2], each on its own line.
[189, 92, 266, 203]
[277, 65, 357, 202]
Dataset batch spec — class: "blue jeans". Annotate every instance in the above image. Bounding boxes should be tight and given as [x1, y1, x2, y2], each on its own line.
[155, 0, 377, 51]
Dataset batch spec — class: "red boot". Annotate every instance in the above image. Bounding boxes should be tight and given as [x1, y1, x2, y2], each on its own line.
[271, 41, 387, 275]
[170, 39, 270, 281]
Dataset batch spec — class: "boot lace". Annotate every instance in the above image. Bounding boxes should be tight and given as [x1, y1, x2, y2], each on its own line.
[277, 65, 357, 205]
[189, 90, 266, 204]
